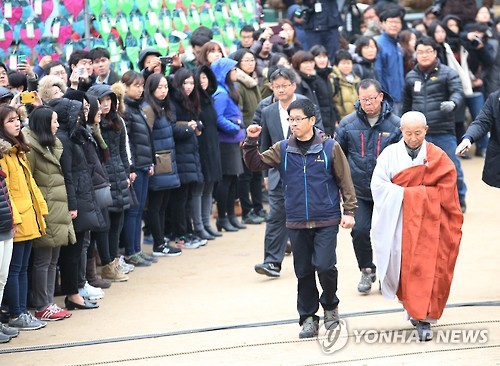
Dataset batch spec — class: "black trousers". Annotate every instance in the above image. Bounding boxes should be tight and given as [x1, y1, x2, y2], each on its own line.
[214, 175, 238, 219]
[146, 189, 171, 246]
[350, 198, 376, 271]
[59, 231, 85, 296]
[288, 225, 339, 325]
[238, 159, 263, 218]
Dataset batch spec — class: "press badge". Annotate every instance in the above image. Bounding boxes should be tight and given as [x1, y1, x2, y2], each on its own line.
[414, 80, 422, 92]
[315, 2, 322, 12]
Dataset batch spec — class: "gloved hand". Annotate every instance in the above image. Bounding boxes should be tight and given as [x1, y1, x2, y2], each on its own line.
[440, 101, 456, 112]
[455, 138, 472, 155]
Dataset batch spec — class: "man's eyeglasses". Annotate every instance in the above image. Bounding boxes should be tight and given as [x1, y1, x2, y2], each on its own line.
[273, 83, 292, 91]
[416, 49, 435, 56]
[358, 95, 380, 104]
[287, 116, 310, 123]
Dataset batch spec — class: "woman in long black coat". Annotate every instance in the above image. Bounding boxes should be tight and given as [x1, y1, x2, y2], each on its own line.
[193, 66, 222, 237]
[49, 97, 102, 310]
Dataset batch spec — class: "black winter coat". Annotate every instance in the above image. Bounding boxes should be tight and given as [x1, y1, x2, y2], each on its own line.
[123, 96, 155, 172]
[0, 167, 13, 235]
[194, 66, 222, 183]
[353, 57, 379, 81]
[463, 90, 500, 188]
[315, 67, 339, 136]
[171, 91, 204, 185]
[100, 122, 131, 212]
[81, 130, 109, 190]
[403, 61, 464, 135]
[335, 96, 401, 201]
[50, 98, 105, 233]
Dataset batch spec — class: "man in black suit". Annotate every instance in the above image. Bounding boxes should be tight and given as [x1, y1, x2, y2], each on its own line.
[254, 67, 324, 278]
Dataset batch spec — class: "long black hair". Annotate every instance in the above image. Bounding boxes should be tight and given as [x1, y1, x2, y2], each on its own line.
[172, 68, 201, 116]
[0, 106, 30, 153]
[143, 73, 174, 120]
[28, 106, 57, 147]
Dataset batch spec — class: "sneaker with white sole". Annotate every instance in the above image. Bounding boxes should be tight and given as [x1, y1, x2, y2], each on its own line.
[187, 233, 207, 247]
[357, 268, 376, 294]
[118, 256, 134, 273]
[35, 303, 70, 321]
[153, 244, 182, 257]
[139, 251, 158, 263]
[324, 308, 339, 330]
[9, 312, 46, 331]
[78, 281, 104, 301]
[299, 316, 319, 339]
[175, 236, 200, 249]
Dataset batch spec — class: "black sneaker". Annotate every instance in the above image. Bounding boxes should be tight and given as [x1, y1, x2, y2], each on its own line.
[254, 262, 281, 278]
[153, 244, 182, 257]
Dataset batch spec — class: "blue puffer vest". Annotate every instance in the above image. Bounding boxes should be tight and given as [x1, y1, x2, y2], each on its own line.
[146, 106, 180, 191]
[279, 137, 341, 227]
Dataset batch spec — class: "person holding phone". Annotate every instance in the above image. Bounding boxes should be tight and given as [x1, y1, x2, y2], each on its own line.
[67, 50, 95, 92]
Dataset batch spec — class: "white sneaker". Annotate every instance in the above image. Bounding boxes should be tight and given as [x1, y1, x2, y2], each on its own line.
[118, 256, 135, 273]
[78, 281, 104, 301]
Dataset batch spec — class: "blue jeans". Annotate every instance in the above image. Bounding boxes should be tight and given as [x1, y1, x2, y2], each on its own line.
[426, 134, 467, 202]
[3, 241, 32, 318]
[123, 168, 150, 255]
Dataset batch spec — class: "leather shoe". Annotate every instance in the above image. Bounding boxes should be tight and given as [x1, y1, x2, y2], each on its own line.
[65, 297, 99, 310]
[195, 229, 215, 240]
[228, 216, 246, 229]
[205, 225, 222, 237]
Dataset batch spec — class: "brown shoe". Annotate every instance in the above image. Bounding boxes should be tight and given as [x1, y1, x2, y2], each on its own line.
[101, 260, 129, 282]
[87, 257, 112, 289]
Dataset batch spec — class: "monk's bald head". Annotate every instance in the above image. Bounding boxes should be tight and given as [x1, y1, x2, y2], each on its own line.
[400, 111, 428, 149]
[400, 111, 427, 129]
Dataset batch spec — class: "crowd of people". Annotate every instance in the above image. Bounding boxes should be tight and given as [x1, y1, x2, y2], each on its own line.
[0, 0, 498, 343]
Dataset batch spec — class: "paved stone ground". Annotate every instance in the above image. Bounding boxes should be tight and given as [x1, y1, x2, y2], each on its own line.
[1, 154, 499, 365]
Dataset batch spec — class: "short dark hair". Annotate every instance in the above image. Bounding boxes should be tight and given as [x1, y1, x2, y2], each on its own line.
[28, 106, 57, 147]
[355, 36, 379, 56]
[379, 5, 405, 22]
[89, 47, 110, 61]
[8, 71, 27, 91]
[291, 50, 315, 70]
[269, 67, 296, 84]
[43, 61, 67, 76]
[190, 26, 213, 47]
[68, 50, 92, 68]
[334, 50, 352, 65]
[415, 36, 438, 51]
[358, 78, 382, 93]
[287, 98, 315, 118]
[240, 25, 255, 34]
[309, 45, 328, 58]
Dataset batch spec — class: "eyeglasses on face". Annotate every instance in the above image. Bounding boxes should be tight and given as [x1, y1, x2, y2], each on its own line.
[272, 83, 292, 91]
[287, 116, 310, 123]
[358, 95, 380, 104]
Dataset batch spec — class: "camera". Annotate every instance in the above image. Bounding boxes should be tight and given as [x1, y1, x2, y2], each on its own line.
[470, 35, 483, 48]
[20, 91, 36, 104]
[159, 56, 173, 65]
[293, 6, 313, 22]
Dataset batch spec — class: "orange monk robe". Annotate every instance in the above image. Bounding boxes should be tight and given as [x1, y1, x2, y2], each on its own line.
[393, 142, 463, 321]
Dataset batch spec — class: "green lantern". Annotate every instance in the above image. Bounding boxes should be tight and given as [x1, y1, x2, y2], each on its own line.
[89, 0, 102, 16]
[129, 12, 143, 40]
[159, 9, 172, 36]
[145, 11, 159, 38]
[118, 0, 134, 16]
[135, 0, 149, 15]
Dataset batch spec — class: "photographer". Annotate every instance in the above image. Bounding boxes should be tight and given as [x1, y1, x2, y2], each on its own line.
[301, 0, 342, 63]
